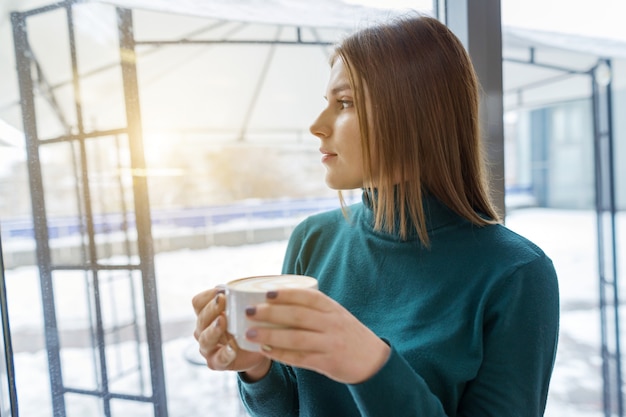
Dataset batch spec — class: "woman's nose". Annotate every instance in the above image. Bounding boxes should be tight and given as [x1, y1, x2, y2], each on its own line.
[310, 110, 330, 139]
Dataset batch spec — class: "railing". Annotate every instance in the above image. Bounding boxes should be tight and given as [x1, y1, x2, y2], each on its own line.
[1, 196, 355, 241]
[1, 188, 536, 242]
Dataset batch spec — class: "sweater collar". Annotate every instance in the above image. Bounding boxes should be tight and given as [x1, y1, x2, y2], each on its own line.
[360, 188, 461, 239]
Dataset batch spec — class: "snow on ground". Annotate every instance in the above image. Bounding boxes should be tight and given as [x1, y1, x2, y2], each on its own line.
[3, 207, 625, 416]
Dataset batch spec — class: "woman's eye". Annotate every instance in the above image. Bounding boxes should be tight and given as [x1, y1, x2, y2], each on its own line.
[338, 100, 353, 109]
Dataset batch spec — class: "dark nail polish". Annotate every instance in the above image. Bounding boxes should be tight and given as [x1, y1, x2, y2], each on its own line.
[245, 306, 256, 316]
[267, 291, 278, 299]
[246, 329, 257, 339]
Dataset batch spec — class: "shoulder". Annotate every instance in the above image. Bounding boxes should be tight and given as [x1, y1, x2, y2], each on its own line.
[461, 222, 553, 272]
[291, 203, 361, 239]
[438, 221, 558, 297]
[492, 224, 554, 270]
[479, 224, 559, 302]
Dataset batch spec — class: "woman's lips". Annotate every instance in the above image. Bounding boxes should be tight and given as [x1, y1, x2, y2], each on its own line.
[320, 149, 337, 163]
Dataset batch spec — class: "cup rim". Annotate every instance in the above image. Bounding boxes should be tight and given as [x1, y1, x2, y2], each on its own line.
[225, 274, 317, 291]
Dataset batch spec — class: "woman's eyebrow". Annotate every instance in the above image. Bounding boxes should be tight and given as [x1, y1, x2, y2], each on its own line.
[331, 83, 351, 96]
[324, 83, 352, 100]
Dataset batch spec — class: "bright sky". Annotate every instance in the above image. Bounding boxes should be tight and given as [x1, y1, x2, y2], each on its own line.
[347, 0, 626, 41]
[502, 0, 626, 40]
[344, 0, 431, 9]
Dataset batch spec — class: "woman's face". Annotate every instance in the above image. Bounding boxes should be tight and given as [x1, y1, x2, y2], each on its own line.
[309, 58, 366, 190]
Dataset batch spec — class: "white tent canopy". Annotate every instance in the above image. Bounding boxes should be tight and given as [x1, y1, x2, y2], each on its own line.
[0, 0, 624, 147]
[94, 0, 413, 29]
[0, 0, 424, 147]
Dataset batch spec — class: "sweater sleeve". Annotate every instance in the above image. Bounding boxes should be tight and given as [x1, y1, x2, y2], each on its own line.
[237, 361, 299, 416]
[457, 254, 560, 416]
[348, 254, 559, 417]
[348, 344, 449, 416]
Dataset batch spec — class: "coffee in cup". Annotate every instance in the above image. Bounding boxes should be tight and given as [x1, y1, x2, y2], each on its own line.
[225, 274, 318, 351]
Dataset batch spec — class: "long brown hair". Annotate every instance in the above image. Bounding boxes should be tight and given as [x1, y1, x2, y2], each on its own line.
[334, 14, 501, 244]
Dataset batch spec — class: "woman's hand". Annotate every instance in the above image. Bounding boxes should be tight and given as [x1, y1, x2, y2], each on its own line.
[243, 288, 390, 384]
[192, 287, 271, 380]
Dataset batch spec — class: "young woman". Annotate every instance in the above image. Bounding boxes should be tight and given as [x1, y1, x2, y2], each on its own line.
[193, 14, 559, 416]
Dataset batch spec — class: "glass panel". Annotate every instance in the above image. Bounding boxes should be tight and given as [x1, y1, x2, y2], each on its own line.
[65, 394, 102, 417]
[110, 399, 152, 417]
[55, 270, 99, 391]
[28, 8, 77, 139]
[101, 271, 150, 397]
[12, 342, 51, 417]
[106, 341, 149, 396]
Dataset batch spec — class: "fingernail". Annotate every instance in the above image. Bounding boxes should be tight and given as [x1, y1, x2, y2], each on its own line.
[266, 291, 278, 299]
[216, 288, 225, 295]
[246, 329, 258, 339]
[245, 306, 256, 316]
[215, 294, 221, 305]
[221, 343, 236, 364]
[262, 344, 272, 352]
[214, 317, 221, 328]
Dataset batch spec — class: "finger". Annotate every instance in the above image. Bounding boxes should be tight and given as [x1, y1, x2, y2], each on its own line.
[256, 345, 329, 377]
[191, 289, 215, 315]
[212, 343, 238, 369]
[247, 303, 326, 331]
[197, 314, 225, 357]
[245, 326, 326, 353]
[200, 317, 238, 370]
[191, 286, 225, 315]
[245, 327, 330, 374]
[264, 288, 331, 311]
[194, 293, 225, 340]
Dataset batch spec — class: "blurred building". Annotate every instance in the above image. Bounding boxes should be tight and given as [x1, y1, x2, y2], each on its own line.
[502, 28, 626, 209]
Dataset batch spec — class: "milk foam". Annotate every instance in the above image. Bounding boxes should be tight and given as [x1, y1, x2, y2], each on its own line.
[229, 275, 317, 292]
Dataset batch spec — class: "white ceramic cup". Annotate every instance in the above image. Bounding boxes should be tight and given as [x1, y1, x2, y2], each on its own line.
[225, 274, 318, 351]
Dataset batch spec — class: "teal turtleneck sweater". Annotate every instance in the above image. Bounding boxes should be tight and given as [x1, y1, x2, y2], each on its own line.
[238, 192, 559, 416]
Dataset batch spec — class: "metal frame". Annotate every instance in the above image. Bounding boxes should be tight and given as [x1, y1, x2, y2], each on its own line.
[11, 6, 65, 415]
[591, 59, 622, 417]
[11, 1, 167, 416]
[117, 8, 168, 416]
[504, 50, 622, 416]
[0, 228, 18, 417]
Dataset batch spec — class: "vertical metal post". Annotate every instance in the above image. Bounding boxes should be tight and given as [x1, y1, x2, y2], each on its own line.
[433, 0, 445, 22]
[0, 227, 19, 416]
[10, 11, 66, 417]
[445, 0, 506, 218]
[64, 5, 113, 416]
[117, 8, 169, 417]
[592, 59, 623, 417]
